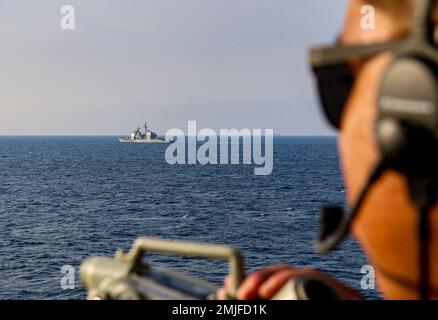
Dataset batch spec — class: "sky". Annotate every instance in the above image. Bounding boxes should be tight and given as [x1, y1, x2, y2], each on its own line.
[0, 0, 348, 135]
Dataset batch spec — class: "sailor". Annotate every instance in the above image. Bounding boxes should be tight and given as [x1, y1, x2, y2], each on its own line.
[218, 0, 438, 300]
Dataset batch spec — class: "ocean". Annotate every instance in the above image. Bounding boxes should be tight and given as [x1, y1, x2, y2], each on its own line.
[0, 136, 378, 300]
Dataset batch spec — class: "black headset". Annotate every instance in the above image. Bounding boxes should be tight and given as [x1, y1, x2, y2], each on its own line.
[312, 0, 438, 299]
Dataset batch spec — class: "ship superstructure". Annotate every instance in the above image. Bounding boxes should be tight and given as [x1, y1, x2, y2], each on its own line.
[119, 123, 169, 143]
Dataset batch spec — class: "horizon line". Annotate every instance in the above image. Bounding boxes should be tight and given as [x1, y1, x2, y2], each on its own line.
[0, 134, 337, 137]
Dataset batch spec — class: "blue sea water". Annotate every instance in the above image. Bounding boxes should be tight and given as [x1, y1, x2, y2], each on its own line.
[0, 136, 378, 300]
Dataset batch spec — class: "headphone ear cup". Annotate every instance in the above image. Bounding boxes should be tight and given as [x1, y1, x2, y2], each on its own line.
[377, 56, 438, 132]
[376, 56, 438, 176]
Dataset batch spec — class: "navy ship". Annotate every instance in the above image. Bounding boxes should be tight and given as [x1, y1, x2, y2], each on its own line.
[119, 123, 170, 143]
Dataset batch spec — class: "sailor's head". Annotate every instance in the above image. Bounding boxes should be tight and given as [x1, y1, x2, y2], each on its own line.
[332, 0, 438, 299]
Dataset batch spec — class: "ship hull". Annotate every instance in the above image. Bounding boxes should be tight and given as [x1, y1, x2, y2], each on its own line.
[118, 138, 170, 143]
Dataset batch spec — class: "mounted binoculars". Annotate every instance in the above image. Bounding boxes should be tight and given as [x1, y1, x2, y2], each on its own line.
[80, 237, 346, 300]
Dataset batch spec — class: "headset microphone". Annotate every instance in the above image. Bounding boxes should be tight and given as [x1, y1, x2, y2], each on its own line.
[316, 160, 387, 254]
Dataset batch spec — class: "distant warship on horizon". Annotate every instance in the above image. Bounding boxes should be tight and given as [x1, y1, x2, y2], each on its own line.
[119, 122, 170, 143]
